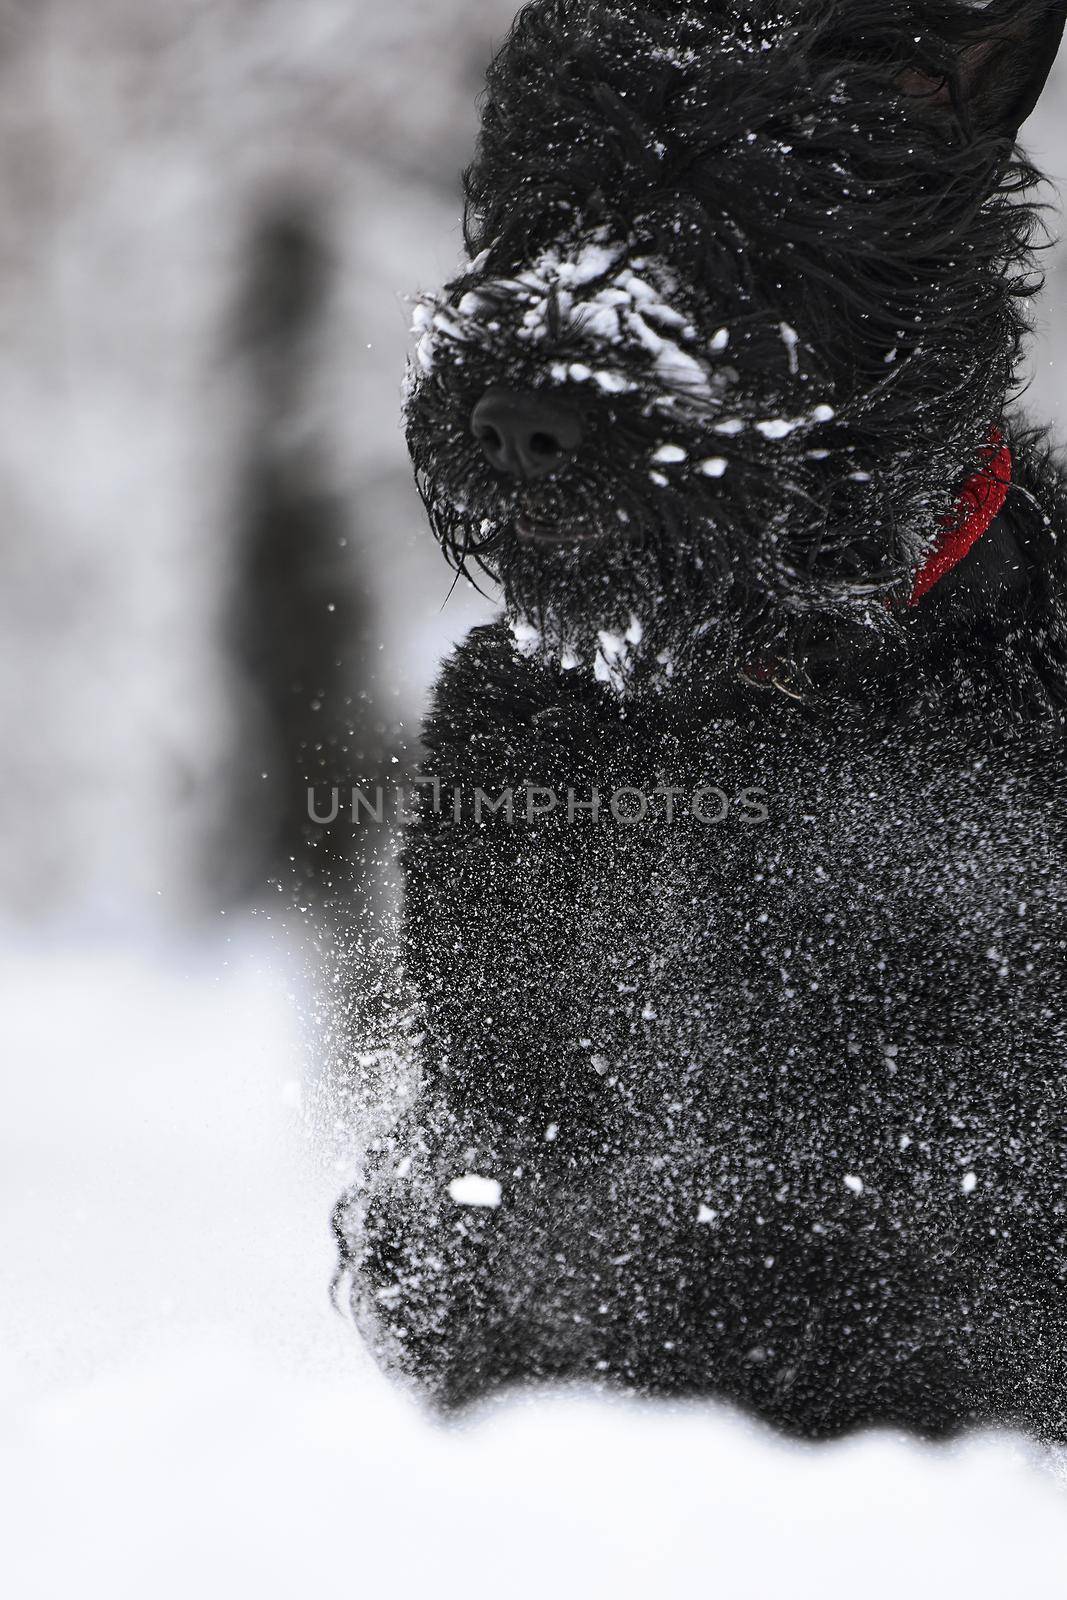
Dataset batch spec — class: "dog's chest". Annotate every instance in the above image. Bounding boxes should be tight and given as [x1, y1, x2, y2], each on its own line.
[493, 691, 1067, 1103]
[421, 664, 1067, 1185]
[475, 697, 1067, 1326]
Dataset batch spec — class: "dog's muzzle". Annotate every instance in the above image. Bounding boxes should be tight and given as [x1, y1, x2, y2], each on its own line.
[471, 385, 583, 482]
[471, 386, 608, 546]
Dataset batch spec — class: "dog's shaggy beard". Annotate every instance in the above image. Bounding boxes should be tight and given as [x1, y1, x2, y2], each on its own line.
[407, 314, 1017, 689]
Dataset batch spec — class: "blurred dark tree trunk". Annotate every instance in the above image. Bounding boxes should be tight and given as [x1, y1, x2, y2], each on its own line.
[229, 202, 391, 924]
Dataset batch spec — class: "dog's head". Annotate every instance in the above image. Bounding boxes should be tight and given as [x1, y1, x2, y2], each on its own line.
[404, 0, 1064, 681]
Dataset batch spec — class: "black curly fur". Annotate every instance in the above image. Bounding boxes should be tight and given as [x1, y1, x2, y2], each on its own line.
[334, 0, 1067, 1438]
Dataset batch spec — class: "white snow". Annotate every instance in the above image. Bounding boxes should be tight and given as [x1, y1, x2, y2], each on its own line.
[756, 418, 799, 440]
[594, 621, 645, 692]
[4, 933, 1067, 1599]
[592, 369, 639, 394]
[448, 1174, 503, 1208]
[425, 231, 737, 405]
[510, 618, 544, 658]
[651, 339, 714, 394]
[843, 1173, 865, 1195]
[552, 361, 638, 394]
[780, 321, 800, 374]
[749, 403, 835, 442]
[558, 240, 626, 285]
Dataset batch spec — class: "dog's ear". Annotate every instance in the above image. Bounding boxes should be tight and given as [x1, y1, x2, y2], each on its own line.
[903, 0, 1066, 141]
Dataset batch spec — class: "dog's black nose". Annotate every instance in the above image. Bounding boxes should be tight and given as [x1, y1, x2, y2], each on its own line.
[470, 386, 583, 480]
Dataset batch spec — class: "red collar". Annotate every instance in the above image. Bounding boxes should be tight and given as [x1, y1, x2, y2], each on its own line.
[908, 428, 1012, 606]
[739, 429, 1013, 693]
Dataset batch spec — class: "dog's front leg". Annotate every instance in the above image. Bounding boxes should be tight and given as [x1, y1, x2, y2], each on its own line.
[334, 634, 626, 1403]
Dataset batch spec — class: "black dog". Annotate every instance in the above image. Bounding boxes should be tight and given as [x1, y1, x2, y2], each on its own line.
[335, 0, 1067, 1440]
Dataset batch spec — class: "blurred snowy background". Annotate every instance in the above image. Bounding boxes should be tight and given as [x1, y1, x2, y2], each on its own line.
[2, 4, 1067, 1594]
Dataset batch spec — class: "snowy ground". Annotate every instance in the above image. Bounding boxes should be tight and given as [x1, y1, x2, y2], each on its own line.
[5, 928, 1067, 1599]
[4, 6, 1067, 1594]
